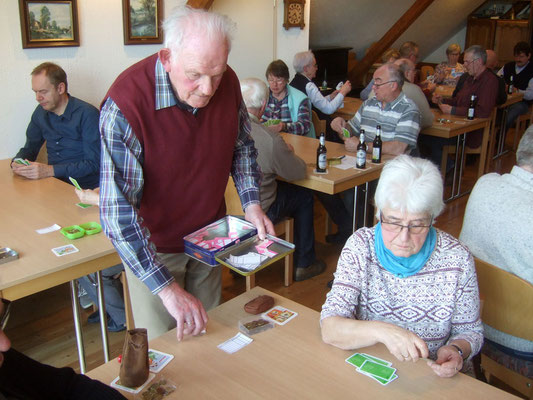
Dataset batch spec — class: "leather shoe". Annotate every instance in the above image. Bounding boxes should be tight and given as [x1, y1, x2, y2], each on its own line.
[87, 310, 100, 324]
[294, 259, 327, 282]
[87, 311, 126, 332]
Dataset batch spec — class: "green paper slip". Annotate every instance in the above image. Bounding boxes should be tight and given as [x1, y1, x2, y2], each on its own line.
[69, 177, 82, 190]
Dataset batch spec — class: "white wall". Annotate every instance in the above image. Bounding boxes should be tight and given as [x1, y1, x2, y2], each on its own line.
[1, 0, 310, 159]
[422, 24, 467, 64]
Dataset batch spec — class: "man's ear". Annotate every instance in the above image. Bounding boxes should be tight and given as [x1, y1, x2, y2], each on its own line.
[56, 82, 66, 95]
[158, 48, 172, 72]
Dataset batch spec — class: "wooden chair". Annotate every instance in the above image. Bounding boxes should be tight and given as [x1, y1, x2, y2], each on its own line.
[312, 110, 326, 137]
[513, 105, 533, 151]
[420, 65, 435, 81]
[475, 257, 533, 399]
[224, 177, 294, 291]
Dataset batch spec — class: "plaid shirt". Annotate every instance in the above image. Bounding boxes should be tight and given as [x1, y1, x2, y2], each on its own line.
[99, 58, 261, 294]
[261, 89, 312, 135]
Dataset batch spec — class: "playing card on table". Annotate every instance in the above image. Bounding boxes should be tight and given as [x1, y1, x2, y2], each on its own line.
[51, 244, 79, 257]
[345, 352, 392, 368]
[358, 360, 397, 385]
[148, 349, 174, 373]
[110, 373, 156, 394]
[262, 306, 298, 325]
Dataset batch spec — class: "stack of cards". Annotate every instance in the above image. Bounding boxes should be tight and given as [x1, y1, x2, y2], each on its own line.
[261, 306, 298, 325]
[345, 353, 398, 385]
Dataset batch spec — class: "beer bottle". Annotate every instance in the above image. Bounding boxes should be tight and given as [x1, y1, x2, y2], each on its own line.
[356, 130, 367, 169]
[467, 95, 476, 120]
[508, 75, 514, 94]
[316, 133, 327, 173]
[372, 125, 382, 164]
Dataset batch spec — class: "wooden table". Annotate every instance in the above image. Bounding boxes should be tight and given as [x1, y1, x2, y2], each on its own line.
[87, 287, 517, 399]
[421, 111, 491, 201]
[281, 133, 390, 229]
[334, 96, 362, 120]
[0, 159, 121, 372]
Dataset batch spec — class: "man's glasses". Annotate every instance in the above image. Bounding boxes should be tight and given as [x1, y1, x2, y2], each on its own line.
[380, 215, 432, 234]
[463, 58, 479, 66]
[373, 80, 396, 88]
[0, 299, 12, 330]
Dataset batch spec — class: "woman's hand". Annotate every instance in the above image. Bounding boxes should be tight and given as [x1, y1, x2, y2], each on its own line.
[427, 345, 464, 378]
[75, 188, 100, 206]
[377, 323, 429, 362]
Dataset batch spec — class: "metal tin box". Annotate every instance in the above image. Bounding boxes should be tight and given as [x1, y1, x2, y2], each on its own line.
[0, 248, 19, 265]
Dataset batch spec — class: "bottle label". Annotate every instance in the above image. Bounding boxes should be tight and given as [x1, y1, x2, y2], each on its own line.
[372, 147, 381, 162]
[467, 108, 474, 118]
[318, 154, 327, 170]
[356, 149, 366, 167]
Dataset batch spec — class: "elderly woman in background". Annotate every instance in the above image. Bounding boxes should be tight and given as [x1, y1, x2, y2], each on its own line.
[320, 155, 483, 378]
[261, 59, 313, 137]
[433, 43, 465, 87]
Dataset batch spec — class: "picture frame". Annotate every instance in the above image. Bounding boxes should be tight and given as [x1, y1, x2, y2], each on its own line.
[122, 0, 163, 45]
[18, 0, 80, 49]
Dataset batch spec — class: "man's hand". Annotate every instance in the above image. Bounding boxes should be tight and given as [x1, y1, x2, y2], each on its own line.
[427, 344, 464, 378]
[11, 162, 54, 180]
[244, 203, 275, 240]
[376, 322, 429, 362]
[157, 281, 208, 341]
[75, 188, 100, 206]
[432, 93, 442, 105]
[339, 80, 352, 96]
[344, 136, 359, 152]
[438, 103, 453, 115]
[330, 117, 346, 134]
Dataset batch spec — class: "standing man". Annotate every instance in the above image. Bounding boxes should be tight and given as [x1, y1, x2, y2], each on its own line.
[11, 62, 100, 189]
[498, 41, 533, 132]
[240, 78, 326, 281]
[99, 7, 274, 341]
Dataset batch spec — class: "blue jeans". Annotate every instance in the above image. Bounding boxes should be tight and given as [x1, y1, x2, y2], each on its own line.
[77, 264, 126, 326]
[504, 101, 529, 131]
[267, 181, 316, 268]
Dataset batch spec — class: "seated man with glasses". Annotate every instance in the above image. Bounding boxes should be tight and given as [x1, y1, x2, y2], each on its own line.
[262, 59, 314, 137]
[420, 45, 499, 167]
[0, 299, 127, 399]
[321, 155, 483, 378]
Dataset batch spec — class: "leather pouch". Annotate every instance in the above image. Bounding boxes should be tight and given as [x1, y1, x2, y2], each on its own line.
[119, 328, 149, 388]
[244, 295, 274, 314]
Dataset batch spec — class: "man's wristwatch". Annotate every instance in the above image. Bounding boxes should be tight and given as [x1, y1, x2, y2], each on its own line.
[450, 344, 465, 359]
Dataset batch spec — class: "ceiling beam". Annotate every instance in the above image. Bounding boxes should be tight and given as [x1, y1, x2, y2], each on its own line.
[186, 0, 215, 10]
[348, 0, 435, 85]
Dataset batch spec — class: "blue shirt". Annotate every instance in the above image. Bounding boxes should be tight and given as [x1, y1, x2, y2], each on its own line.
[99, 58, 261, 294]
[16, 95, 101, 189]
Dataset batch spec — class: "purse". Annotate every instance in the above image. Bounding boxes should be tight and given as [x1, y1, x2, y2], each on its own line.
[119, 328, 149, 388]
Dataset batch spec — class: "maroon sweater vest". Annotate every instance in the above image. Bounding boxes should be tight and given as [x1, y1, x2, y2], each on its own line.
[105, 54, 240, 253]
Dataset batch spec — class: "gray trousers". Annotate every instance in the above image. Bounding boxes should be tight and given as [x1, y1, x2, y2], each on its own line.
[124, 252, 222, 341]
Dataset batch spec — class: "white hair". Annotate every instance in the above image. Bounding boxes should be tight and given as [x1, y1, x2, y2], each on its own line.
[293, 51, 315, 74]
[163, 6, 235, 62]
[374, 155, 444, 218]
[240, 78, 268, 110]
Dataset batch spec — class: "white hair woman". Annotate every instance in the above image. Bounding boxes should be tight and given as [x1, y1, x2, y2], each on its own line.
[321, 155, 483, 378]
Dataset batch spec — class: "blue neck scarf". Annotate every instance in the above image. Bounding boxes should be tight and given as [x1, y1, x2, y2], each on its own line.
[374, 222, 436, 278]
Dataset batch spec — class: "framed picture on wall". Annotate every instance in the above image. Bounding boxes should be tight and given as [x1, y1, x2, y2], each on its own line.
[122, 0, 163, 45]
[18, 0, 80, 49]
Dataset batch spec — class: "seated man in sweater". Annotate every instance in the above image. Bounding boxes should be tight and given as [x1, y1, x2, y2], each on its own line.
[11, 62, 100, 189]
[261, 59, 314, 137]
[498, 41, 533, 133]
[460, 126, 533, 364]
[420, 45, 499, 167]
[0, 299, 126, 399]
[290, 50, 351, 142]
[241, 78, 326, 281]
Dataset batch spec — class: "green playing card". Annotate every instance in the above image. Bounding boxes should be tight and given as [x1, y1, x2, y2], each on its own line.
[263, 119, 281, 127]
[342, 128, 350, 138]
[69, 177, 82, 190]
[345, 353, 391, 368]
[359, 360, 396, 381]
[76, 202, 92, 209]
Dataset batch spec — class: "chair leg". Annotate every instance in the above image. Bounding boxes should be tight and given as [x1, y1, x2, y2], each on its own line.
[284, 218, 294, 287]
[120, 271, 135, 330]
[440, 146, 450, 180]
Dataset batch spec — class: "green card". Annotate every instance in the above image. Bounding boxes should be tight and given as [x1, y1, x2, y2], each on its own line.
[359, 360, 396, 381]
[263, 119, 281, 127]
[342, 128, 350, 138]
[14, 158, 30, 166]
[76, 202, 92, 209]
[69, 176, 82, 190]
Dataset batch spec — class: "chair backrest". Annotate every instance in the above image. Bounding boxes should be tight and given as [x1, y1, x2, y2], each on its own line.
[224, 176, 244, 216]
[312, 110, 326, 137]
[420, 65, 435, 80]
[475, 257, 533, 340]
